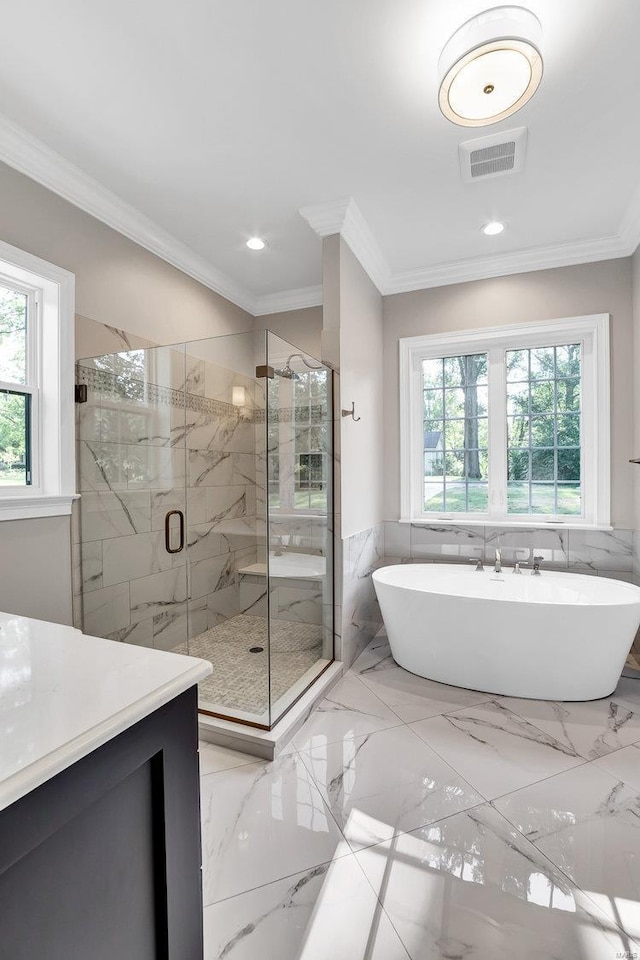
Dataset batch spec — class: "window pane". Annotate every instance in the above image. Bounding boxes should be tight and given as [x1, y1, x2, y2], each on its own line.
[0, 390, 30, 485]
[507, 350, 529, 382]
[530, 416, 555, 446]
[424, 390, 443, 419]
[556, 378, 580, 412]
[531, 483, 556, 513]
[444, 388, 465, 418]
[422, 352, 489, 515]
[557, 483, 581, 515]
[530, 347, 555, 380]
[422, 358, 443, 389]
[507, 482, 529, 512]
[531, 448, 555, 481]
[0, 285, 27, 385]
[506, 343, 582, 516]
[557, 448, 581, 481]
[530, 381, 554, 414]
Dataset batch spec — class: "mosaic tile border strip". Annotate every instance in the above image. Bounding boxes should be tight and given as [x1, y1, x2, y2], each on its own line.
[76, 364, 328, 424]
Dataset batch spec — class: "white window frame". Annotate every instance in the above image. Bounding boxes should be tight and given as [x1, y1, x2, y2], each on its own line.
[0, 239, 76, 521]
[399, 314, 610, 529]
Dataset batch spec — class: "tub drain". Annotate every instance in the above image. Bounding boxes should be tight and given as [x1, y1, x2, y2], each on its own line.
[249, 646, 264, 653]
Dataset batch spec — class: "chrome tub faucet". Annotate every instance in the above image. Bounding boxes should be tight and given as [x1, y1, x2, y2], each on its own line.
[494, 548, 502, 574]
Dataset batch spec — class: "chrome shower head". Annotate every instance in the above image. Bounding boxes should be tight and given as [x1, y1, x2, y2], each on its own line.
[274, 362, 300, 380]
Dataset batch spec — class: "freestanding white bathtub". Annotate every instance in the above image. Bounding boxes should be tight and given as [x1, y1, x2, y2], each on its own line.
[372, 563, 640, 701]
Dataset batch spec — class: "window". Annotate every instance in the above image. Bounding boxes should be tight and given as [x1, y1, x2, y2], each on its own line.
[0, 239, 75, 521]
[400, 315, 610, 527]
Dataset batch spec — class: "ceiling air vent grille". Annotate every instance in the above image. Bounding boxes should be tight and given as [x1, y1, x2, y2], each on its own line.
[459, 127, 527, 183]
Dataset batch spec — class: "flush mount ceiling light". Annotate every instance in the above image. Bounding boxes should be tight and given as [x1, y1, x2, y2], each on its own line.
[482, 220, 505, 235]
[438, 6, 543, 127]
[246, 237, 266, 250]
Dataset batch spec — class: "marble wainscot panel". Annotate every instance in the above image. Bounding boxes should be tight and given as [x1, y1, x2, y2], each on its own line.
[339, 524, 385, 668]
[383, 521, 635, 578]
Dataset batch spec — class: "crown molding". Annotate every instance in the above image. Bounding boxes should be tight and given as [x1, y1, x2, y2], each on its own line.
[0, 114, 259, 315]
[385, 231, 636, 295]
[253, 284, 323, 316]
[300, 191, 640, 298]
[300, 196, 390, 292]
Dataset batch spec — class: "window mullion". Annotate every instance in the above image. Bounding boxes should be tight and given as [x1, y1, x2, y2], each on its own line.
[487, 347, 507, 521]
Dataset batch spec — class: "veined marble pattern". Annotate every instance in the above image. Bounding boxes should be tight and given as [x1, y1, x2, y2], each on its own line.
[410, 700, 585, 799]
[384, 520, 635, 577]
[197, 635, 640, 959]
[494, 763, 640, 943]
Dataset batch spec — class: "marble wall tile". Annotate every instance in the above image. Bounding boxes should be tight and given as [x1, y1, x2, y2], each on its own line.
[83, 582, 130, 636]
[130, 567, 187, 623]
[410, 524, 484, 562]
[275, 585, 323, 625]
[201, 486, 248, 528]
[106, 619, 154, 647]
[190, 554, 236, 601]
[188, 450, 235, 488]
[187, 597, 209, 637]
[79, 490, 151, 541]
[238, 580, 268, 618]
[341, 576, 383, 668]
[126, 445, 186, 490]
[484, 526, 568, 568]
[384, 521, 410, 559]
[208, 583, 241, 624]
[153, 602, 188, 651]
[80, 541, 103, 594]
[567, 528, 633, 572]
[150, 488, 186, 531]
[186, 524, 231, 563]
[102, 531, 177, 587]
[347, 524, 384, 582]
[78, 440, 128, 491]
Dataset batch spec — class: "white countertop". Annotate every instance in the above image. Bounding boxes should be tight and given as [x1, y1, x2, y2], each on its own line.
[0, 611, 212, 812]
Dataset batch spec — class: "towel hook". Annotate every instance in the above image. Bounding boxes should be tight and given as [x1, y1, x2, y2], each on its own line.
[341, 402, 361, 422]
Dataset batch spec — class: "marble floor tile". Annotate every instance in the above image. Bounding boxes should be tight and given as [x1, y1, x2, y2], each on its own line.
[291, 673, 403, 754]
[198, 741, 257, 776]
[493, 763, 640, 944]
[410, 700, 584, 800]
[355, 803, 631, 960]
[299, 725, 483, 851]
[203, 854, 410, 960]
[593, 743, 640, 791]
[200, 752, 345, 905]
[495, 695, 640, 760]
[354, 655, 491, 723]
[611, 676, 640, 713]
[349, 631, 394, 675]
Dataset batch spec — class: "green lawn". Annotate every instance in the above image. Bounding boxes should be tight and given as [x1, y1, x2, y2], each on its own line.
[425, 480, 581, 516]
[0, 468, 27, 485]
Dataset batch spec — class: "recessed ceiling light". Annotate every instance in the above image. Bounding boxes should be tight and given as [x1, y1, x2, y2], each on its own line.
[482, 221, 505, 236]
[246, 237, 266, 250]
[439, 7, 543, 127]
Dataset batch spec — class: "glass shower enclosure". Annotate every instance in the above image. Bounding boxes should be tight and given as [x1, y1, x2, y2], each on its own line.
[75, 330, 333, 729]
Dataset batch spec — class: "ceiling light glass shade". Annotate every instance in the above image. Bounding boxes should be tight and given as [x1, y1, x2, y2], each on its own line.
[482, 220, 505, 235]
[439, 7, 543, 127]
[246, 237, 265, 250]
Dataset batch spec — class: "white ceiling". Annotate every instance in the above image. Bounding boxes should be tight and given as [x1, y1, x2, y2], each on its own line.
[0, 0, 639, 312]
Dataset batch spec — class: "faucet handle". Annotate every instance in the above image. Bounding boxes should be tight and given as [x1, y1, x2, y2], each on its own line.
[532, 555, 544, 575]
[513, 561, 528, 574]
[468, 557, 484, 571]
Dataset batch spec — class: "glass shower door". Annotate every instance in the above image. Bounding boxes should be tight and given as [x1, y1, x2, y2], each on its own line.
[76, 344, 190, 651]
[266, 332, 334, 724]
[182, 332, 270, 727]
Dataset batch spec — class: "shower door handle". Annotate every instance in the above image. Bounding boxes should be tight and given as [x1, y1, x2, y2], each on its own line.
[165, 510, 185, 554]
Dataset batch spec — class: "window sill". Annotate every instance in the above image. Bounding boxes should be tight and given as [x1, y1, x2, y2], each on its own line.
[0, 495, 78, 522]
[398, 517, 614, 531]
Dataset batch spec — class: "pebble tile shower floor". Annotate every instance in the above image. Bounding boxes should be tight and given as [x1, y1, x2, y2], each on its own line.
[179, 614, 323, 715]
